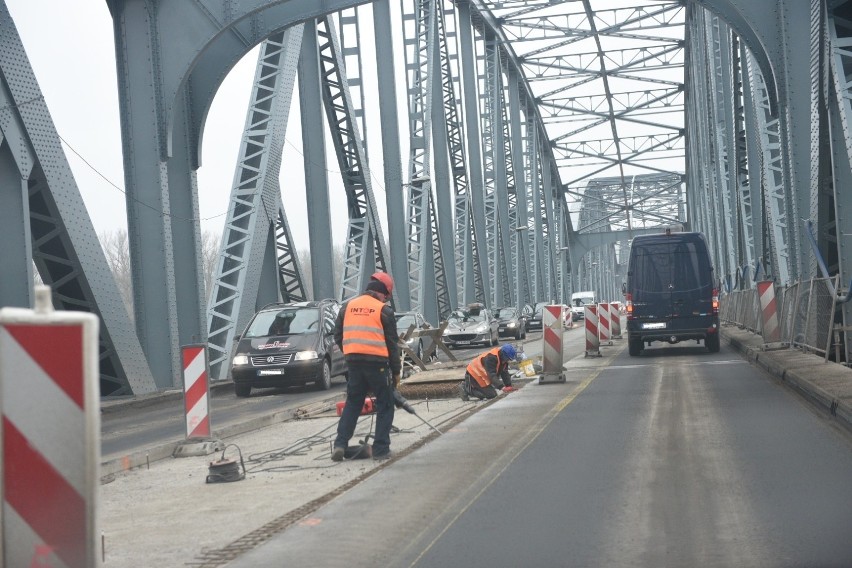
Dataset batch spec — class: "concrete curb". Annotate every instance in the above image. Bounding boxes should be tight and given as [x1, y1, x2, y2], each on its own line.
[722, 329, 852, 435]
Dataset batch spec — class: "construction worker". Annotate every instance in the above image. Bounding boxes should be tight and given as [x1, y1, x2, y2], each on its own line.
[459, 343, 520, 401]
[332, 271, 401, 461]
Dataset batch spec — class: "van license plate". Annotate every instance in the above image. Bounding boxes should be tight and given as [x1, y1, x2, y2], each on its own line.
[259, 369, 284, 376]
[642, 322, 666, 329]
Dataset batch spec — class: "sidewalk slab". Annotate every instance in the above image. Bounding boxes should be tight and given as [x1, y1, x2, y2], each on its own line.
[722, 327, 852, 434]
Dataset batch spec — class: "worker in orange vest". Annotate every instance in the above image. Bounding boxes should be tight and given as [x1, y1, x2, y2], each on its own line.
[332, 271, 400, 461]
[459, 343, 519, 400]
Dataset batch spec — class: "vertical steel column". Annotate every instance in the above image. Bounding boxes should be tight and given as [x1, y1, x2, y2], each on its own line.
[528, 116, 546, 301]
[507, 70, 532, 307]
[299, 20, 336, 301]
[435, 0, 483, 306]
[827, 10, 852, 361]
[480, 40, 502, 307]
[744, 49, 794, 284]
[457, 0, 491, 306]
[731, 32, 756, 282]
[112, 1, 181, 388]
[372, 0, 410, 310]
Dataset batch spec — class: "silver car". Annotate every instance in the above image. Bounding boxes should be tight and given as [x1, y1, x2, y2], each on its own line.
[442, 304, 500, 348]
[395, 311, 431, 360]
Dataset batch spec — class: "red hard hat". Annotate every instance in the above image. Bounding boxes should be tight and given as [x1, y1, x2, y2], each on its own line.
[370, 271, 394, 295]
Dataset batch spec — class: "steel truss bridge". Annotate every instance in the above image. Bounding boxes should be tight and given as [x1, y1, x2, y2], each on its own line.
[1, 0, 851, 395]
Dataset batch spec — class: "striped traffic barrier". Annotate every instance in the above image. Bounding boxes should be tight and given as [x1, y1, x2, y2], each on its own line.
[1, 285, 100, 568]
[598, 302, 612, 345]
[757, 281, 780, 343]
[610, 302, 622, 338]
[585, 305, 601, 357]
[174, 345, 224, 458]
[539, 305, 566, 383]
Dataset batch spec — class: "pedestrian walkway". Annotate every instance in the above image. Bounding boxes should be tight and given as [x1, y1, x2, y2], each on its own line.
[721, 326, 852, 434]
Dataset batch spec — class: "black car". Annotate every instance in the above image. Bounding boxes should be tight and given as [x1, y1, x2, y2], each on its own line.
[230, 299, 347, 396]
[494, 306, 528, 339]
[625, 231, 720, 355]
[526, 301, 552, 330]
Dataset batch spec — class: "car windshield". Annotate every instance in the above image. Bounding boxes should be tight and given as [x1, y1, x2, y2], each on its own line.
[244, 308, 319, 338]
[448, 310, 485, 324]
[395, 314, 417, 330]
[572, 298, 593, 307]
[496, 308, 517, 318]
[533, 302, 548, 315]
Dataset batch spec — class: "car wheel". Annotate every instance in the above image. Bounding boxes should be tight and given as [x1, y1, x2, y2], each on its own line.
[706, 333, 720, 353]
[234, 383, 251, 397]
[628, 338, 643, 357]
[315, 359, 332, 390]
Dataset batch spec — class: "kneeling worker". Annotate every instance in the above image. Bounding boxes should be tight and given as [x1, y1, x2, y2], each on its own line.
[459, 343, 519, 400]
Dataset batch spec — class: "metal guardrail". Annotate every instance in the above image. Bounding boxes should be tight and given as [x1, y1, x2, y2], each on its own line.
[720, 276, 841, 360]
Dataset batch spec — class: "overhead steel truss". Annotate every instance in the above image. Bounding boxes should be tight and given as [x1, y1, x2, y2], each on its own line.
[11, 0, 852, 394]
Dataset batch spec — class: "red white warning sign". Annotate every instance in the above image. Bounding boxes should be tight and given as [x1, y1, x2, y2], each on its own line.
[1, 286, 100, 567]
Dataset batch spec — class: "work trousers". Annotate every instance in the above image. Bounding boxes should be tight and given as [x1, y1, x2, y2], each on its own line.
[334, 362, 395, 455]
[462, 372, 499, 400]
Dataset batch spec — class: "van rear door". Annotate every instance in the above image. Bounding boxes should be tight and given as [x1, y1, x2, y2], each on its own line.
[630, 241, 674, 324]
[669, 238, 713, 330]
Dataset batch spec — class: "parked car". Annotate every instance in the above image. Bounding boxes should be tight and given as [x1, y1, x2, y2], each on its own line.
[494, 306, 528, 339]
[230, 299, 347, 396]
[442, 303, 500, 348]
[625, 230, 719, 355]
[395, 311, 431, 360]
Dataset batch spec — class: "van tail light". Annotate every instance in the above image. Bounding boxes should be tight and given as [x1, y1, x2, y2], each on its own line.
[712, 288, 719, 314]
[625, 293, 634, 320]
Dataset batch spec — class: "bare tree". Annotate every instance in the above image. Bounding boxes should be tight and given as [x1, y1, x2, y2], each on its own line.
[100, 228, 221, 320]
[201, 230, 221, 302]
[99, 229, 134, 320]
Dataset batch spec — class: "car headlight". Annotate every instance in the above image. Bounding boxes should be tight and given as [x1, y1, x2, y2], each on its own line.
[294, 350, 319, 361]
[443, 329, 451, 336]
[507, 322, 516, 328]
[475, 324, 488, 333]
[232, 355, 248, 366]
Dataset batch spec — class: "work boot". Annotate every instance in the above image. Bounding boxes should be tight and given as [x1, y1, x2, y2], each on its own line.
[331, 446, 345, 462]
[373, 449, 393, 461]
[458, 383, 470, 401]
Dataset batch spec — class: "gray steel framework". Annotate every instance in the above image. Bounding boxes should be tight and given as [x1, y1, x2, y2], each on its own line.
[8, 0, 852, 394]
[206, 27, 307, 382]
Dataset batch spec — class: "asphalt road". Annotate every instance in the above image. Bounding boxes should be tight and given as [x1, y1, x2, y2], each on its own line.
[405, 344, 852, 567]
[100, 335, 537, 461]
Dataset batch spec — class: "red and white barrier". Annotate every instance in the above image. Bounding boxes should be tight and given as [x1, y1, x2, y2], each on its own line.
[182, 345, 211, 439]
[598, 302, 612, 345]
[539, 305, 566, 383]
[757, 281, 780, 343]
[1, 286, 100, 568]
[610, 302, 622, 338]
[584, 305, 601, 357]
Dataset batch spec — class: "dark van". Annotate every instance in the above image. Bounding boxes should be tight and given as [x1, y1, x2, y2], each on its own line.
[230, 299, 347, 396]
[625, 231, 720, 356]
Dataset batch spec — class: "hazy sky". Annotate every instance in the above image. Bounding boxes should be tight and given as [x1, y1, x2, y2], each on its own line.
[4, 0, 388, 248]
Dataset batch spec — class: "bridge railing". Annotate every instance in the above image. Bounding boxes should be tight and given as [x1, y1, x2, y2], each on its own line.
[720, 276, 840, 359]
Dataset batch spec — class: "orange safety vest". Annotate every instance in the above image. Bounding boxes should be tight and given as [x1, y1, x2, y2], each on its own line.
[342, 294, 390, 358]
[466, 347, 504, 388]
